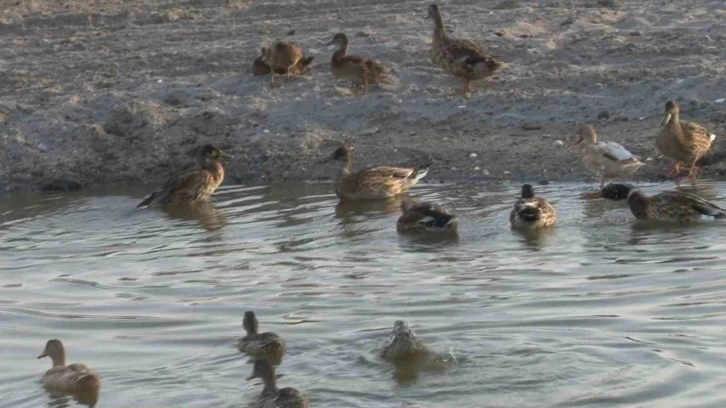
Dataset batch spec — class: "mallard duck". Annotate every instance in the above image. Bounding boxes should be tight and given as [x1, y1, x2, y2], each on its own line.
[253, 47, 313, 76]
[426, 4, 503, 94]
[247, 359, 309, 408]
[330, 144, 428, 201]
[397, 196, 458, 233]
[510, 184, 556, 229]
[595, 183, 726, 222]
[575, 124, 645, 188]
[37, 339, 100, 394]
[238, 311, 287, 363]
[326, 33, 390, 94]
[656, 100, 716, 179]
[380, 320, 430, 361]
[262, 41, 306, 88]
[137, 144, 232, 208]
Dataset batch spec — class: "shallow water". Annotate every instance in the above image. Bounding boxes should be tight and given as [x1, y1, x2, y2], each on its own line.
[2, 181, 726, 408]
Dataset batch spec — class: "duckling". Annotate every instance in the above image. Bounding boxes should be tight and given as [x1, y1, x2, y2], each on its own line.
[37, 339, 100, 394]
[656, 101, 716, 179]
[426, 4, 503, 94]
[380, 320, 430, 361]
[326, 33, 390, 94]
[595, 183, 726, 222]
[397, 196, 458, 233]
[247, 359, 309, 408]
[263, 41, 306, 88]
[253, 47, 314, 76]
[137, 144, 232, 208]
[238, 311, 287, 363]
[330, 144, 428, 201]
[510, 184, 556, 229]
[574, 124, 644, 188]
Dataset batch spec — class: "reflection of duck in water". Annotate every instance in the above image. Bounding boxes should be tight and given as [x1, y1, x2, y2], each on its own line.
[247, 359, 309, 408]
[510, 184, 556, 230]
[238, 311, 287, 365]
[397, 196, 458, 234]
[137, 144, 232, 208]
[163, 201, 227, 231]
[38, 339, 100, 407]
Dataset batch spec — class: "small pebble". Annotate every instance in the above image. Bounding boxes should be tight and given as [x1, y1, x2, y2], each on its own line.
[482, 169, 490, 176]
[263, 129, 270, 134]
[287, 29, 296, 36]
[504, 171, 510, 175]
[554, 140, 564, 146]
[469, 153, 477, 158]
[474, 166, 480, 171]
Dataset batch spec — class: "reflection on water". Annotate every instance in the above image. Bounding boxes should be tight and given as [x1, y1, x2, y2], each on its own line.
[2, 181, 726, 407]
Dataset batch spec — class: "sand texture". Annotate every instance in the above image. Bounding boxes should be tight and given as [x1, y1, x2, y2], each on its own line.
[1, 0, 725, 192]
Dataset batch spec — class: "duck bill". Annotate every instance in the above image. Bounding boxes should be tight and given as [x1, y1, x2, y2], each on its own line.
[219, 151, 234, 160]
[245, 374, 257, 381]
[661, 113, 672, 126]
[37, 352, 47, 359]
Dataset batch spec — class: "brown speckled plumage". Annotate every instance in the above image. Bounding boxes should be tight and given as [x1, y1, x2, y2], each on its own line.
[247, 359, 309, 408]
[656, 101, 716, 179]
[37, 339, 100, 394]
[253, 47, 313, 76]
[380, 320, 430, 361]
[397, 196, 458, 233]
[238, 311, 287, 364]
[510, 184, 556, 230]
[262, 40, 305, 88]
[327, 33, 390, 94]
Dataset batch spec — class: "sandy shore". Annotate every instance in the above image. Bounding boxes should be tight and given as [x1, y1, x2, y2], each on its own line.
[1, 0, 725, 193]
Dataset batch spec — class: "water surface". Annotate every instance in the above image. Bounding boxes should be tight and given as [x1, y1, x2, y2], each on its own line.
[2, 181, 726, 407]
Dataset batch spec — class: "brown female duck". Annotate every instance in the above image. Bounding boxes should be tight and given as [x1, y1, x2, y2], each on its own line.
[426, 4, 502, 94]
[247, 359, 309, 408]
[380, 320, 430, 361]
[656, 101, 716, 179]
[262, 40, 306, 88]
[330, 145, 428, 201]
[238, 311, 287, 364]
[594, 183, 726, 223]
[37, 339, 100, 394]
[137, 144, 232, 208]
[327, 33, 390, 94]
[397, 196, 458, 233]
[253, 47, 313, 76]
[510, 184, 556, 229]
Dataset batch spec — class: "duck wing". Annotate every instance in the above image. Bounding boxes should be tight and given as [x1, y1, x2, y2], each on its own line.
[443, 37, 488, 60]
[596, 141, 636, 162]
[357, 166, 416, 179]
[658, 191, 726, 219]
[137, 169, 209, 208]
[682, 121, 716, 144]
[276, 387, 308, 407]
[403, 203, 457, 230]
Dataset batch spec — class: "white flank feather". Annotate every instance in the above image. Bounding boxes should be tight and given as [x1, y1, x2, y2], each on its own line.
[598, 141, 635, 161]
[710, 133, 717, 142]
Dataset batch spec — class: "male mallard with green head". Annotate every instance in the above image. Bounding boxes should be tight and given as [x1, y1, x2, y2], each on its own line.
[137, 144, 232, 208]
[247, 359, 309, 408]
[37, 339, 100, 394]
[510, 184, 556, 229]
[330, 144, 428, 201]
[426, 4, 503, 94]
[326, 32, 390, 94]
[397, 196, 458, 233]
[238, 311, 287, 364]
[656, 101, 716, 180]
[593, 183, 726, 223]
[380, 320, 430, 361]
[574, 124, 644, 188]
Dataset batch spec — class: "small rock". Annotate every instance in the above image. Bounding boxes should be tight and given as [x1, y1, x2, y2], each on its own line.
[356, 30, 373, 37]
[287, 29, 296, 36]
[482, 169, 490, 176]
[474, 166, 480, 171]
[630, 31, 642, 36]
[503, 170, 510, 175]
[263, 129, 270, 134]
[41, 179, 82, 192]
[554, 140, 564, 146]
[361, 127, 379, 136]
[538, 179, 550, 185]
[469, 153, 477, 158]
[716, 98, 725, 103]
[522, 123, 541, 131]
[597, 110, 610, 120]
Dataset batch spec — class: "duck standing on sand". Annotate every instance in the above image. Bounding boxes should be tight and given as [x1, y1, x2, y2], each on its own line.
[262, 40, 307, 88]
[37, 339, 100, 394]
[137, 144, 232, 208]
[397, 196, 458, 233]
[574, 124, 644, 188]
[326, 33, 390, 94]
[247, 359, 309, 408]
[253, 47, 313, 77]
[656, 101, 716, 180]
[330, 144, 428, 201]
[426, 4, 502, 94]
[380, 320, 430, 361]
[510, 184, 556, 229]
[238, 311, 287, 364]
[592, 183, 726, 223]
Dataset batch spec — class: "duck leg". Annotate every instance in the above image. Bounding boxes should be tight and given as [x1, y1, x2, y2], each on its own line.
[462, 79, 472, 94]
[687, 157, 699, 180]
[285, 67, 293, 81]
[270, 72, 276, 88]
[599, 173, 606, 189]
[667, 162, 681, 178]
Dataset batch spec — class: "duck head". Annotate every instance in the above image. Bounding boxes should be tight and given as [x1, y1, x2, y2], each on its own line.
[243, 311, 260, 335]
[246, 359, 275, 382]
[326, 33, 348, 49]
[521, 184, 535, 199]
[38, 339, 66, 367]
[662, 101, 679, 126]
[425, 4, 440, 20]
[331, 144, 354, 162]
[574, 124, 598, 146]
[599, 183, 634, 201]
[196, 144, 233, 163]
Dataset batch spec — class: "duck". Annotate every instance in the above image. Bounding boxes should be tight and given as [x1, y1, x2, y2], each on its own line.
[574, 124, 645, 188]
[397, 196, 458, 233]
[326, 33, 390, 94]
[426, 4, 503, 94]
[137, 144, 232, 208]
[238, 311, 287, 364]
[37, 339, 100, 394]
[247, 359, 309, 408]
[510, 184, 556, 229]
[330, 144, 428, 201]
[253, 47, 313, 77]
[380, 320, 430, 361]
[656, 100, 716, 179]
[262, 40, 306, 88]
[593, 183, 726, 222]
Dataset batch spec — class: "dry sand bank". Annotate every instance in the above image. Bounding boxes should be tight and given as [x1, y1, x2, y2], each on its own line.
[1, 0, 725, 193]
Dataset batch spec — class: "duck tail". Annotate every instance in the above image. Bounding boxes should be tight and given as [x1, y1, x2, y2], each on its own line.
[411, 168, 428, 183]
[74, 374, 100, 391]
[136, 193, 155, 209]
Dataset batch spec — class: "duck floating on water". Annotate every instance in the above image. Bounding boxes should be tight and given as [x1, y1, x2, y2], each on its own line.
[380, 320, 430, 361]
[397, 196, 458, 233]
[327, 32, 391, 94]
[137, 144, 232, 208]
[37, 339, 100, 394]
[330, 144, 428, 201]
[510, 184, 556, 230]
[238, 311, 287, 364]
[593, 183, 726, 223]
[247, 359, 309, 408]
[656, 101, 716, 180]
[574, 124, 644, 188]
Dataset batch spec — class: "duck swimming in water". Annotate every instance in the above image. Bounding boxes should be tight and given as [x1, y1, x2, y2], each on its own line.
[247, 359, 309, 408]
[396, 196, 458, 233]
[37, 339, 100, 394]
[137, 144, 232, 208]
[510, 184, 556, 230]
[238, 311, 287, 364]
[380, 320, 430, 361]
